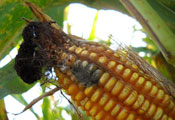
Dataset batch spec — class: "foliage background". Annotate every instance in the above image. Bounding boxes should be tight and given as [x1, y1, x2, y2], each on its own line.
[0, 0, 175, 120]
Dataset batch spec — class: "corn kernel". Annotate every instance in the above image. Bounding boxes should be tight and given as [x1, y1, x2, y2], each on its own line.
[122, 68, 132, 79]
[90, 52, 98, 59]
[117, 108, 128, 120]
[104, 99, 115, 111]
[91, 89, 102, 102]
[99, 73, 110, 85]
[138, 100, 150, 114]
[108, 61, 116, 69]
[115, 64, 124, 74]
[133, 95, 144, 109]
[130, 72, 139, 83]
[135, 77, 145, 88]
[95, 111, 105, 120]
[81, 50, 89, 56]
[111, 104, 121, 116]
[143, 81, 152, 92]
[99, 93, 110, 106]
[75, 47, 83, 54]
[99, 56, 107, 64]
[104, 77, 116, 91]
[124, 90, 138, 106]
[68, 45, 76, 52]
[126, 113, 135, 120]
[150, 86, 158, 96]
[84, 86, 96, 97]
[118, 85, 131, 100]
[146, 103, 156, 117]
[90, 105, 98, 116]
[153, 107, 163, 119]
[68, 84, 78, 95]
[85, 100, 92, 110]
[111, 81, 124, 96]
[75, 91, 85, 101]
[156, 89, 164, 101]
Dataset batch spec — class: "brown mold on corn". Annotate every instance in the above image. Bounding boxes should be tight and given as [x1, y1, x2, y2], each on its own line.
[17, 2, 175, 120]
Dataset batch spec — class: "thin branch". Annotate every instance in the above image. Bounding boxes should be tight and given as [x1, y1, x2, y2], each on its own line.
[14, 87, 60, 115]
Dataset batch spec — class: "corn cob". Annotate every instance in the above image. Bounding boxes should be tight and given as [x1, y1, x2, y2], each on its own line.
[16, 21, 175, 120]
[52, 41, 175, 120]
[12, 2, 175, 120]
[15, 3, 175, 118]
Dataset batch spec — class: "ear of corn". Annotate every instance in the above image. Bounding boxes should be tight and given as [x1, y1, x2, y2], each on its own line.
[54, 43, 175, 120]
[21, 2, 175, 120]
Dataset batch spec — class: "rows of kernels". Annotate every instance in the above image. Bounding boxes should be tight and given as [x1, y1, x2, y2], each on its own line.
[98, 72, 170, 119]
[64, 45, 175, 119]
[56, 68, 175, 120]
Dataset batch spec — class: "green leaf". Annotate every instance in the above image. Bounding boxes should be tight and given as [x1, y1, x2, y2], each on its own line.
[0, 99, 8, 120]
[148, 0, 175, 33]
[88, 11, 99, 41]
[42, 97, 51, 120]
[121, 0, 175, 65]
[0, 60, 34, 99]
[0, 0, 66, 60]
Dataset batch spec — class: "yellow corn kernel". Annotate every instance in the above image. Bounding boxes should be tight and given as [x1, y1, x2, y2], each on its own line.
[95, 111, 105, 120]
[118, 85, 131, 100]
[138, 99, 150, 114]
[85, 100, 92, 110]
[99, 93, 110, 106]
[75, 91, 85, 101]
[156, 89, 164, 101]
[91, 89, 102, 102]
[122, 68, 132, 79]
[75, 47, 83, 54]
[126, 113, 135, 120]
[135, 77, 145, 88]
[124, 90, 138, 106]
[150, 85, 158, 96]
[99, 73, 110, 85]
[146, 103, 156, 117]
[111, 104, 121, 116]
[90, 52, 98, 59]
[67, 84, 78, 95]
[108, 61, 116, 69]
[111, 81, 124, 96]
[143, 81, 152, 92]
[153, 107, 163, 119]
[68, 45, 76, 52]
[133, 95, 144, 109]
[115, 64, 124, 74]
[81, 50, 89, 56]
[84, 86, 96, 97]
[117, 108, 129, 120]
[130, 72, 139, 83]
[99, 56, 107, 64]
[90, 105, 98, 116]
[104, 99, 115, 111]
[104, 77, 116, 91]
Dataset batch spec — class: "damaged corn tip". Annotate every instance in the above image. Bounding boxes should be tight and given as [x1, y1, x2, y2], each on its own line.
[55, 46, 175, 120]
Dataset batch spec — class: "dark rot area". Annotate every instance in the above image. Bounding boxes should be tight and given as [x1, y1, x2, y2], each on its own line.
[14, 21, 72, 84]
[14, 22, 48, 84]
[14, 34, 45, 84]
